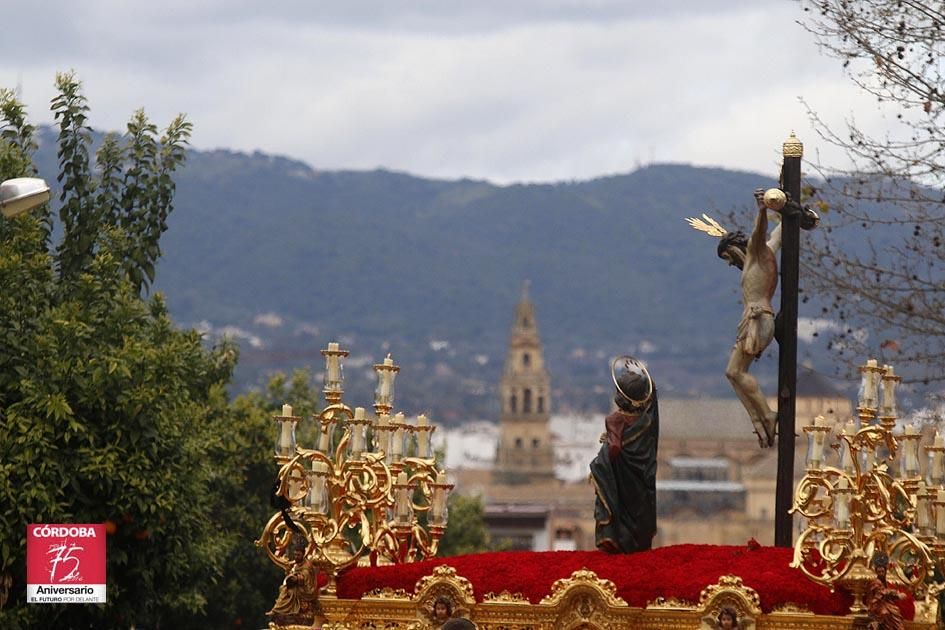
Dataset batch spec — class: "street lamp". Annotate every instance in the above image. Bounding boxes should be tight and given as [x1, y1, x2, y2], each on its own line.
[0, 177, 50, 218]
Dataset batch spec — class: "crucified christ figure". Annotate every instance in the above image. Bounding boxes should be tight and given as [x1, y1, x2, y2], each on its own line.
[688, 189, 819, 448]
[688, 189, 817, 448]
[718, 190, 781, 447]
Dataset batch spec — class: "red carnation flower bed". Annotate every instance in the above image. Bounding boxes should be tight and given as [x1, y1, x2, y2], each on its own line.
[336, 544, 914, 619]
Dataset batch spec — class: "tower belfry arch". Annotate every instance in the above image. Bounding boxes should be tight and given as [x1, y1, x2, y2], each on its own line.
[495, 281, 555, 483]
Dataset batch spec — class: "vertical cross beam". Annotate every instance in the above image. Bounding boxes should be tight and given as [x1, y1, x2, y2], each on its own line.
[775, 133, 803, 547]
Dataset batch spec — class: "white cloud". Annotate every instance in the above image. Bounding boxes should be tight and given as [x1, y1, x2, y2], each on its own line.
[253, 312, 284, 328]
[0, 1, 893, 183]
[797, 317, 841, 344]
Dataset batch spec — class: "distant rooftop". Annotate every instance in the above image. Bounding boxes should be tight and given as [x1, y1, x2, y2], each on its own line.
[667, 457, 729, 469]
[657, 480, 745, 492]
[797, 366, 848, 398]
[658, 399, 752, 440]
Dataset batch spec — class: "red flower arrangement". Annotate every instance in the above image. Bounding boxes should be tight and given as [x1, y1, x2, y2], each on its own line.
[335, 544, 914, 619]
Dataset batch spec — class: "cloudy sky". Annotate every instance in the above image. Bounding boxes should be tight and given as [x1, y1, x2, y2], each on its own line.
[2, 1, 893, 183]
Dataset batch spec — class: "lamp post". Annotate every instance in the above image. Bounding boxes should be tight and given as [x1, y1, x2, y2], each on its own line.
[0, 178, 50, 218]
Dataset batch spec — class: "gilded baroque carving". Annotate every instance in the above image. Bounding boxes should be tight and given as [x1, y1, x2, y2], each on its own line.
[363, 586, 411, 600]
[413, 565, 476, 603]
[483, 590, 529, 604]
[315, 566, 939, 630]
[409, 564, 477, 627]
[769, 602, 814, 615]
[695, 575, 763, 630]
[913, 594, 940, 624]
[647, 595, 697, 609]
[698, 574, 762, 615]
[539, 567, 627, 607]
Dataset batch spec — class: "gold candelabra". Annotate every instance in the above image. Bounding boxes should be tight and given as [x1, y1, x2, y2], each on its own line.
[256, 342, 454, 592]
[791, 358, 944, 616]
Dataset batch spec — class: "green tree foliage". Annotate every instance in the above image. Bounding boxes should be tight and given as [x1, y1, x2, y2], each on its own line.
[0, 73, 268, 628]
[51, 73, 190, 292]
[203, 369, 322, 629]
[436, 494, 493, 557]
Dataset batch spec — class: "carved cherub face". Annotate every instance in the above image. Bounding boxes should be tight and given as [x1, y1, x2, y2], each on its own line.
[432, 596, 452, 621]
[718, 610, 737, 629]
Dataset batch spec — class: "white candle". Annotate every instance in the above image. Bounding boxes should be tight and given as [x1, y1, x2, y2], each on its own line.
[420, 436, 432, 459]
[431, 473, 448, 525]
[865, 359, 879, 408]
[351, 424, 365, 454]
[839, 422, 855, 471]
[318, 421, 331, 452]
[418, 432, 430, 459]
[280, 421, 293, 451]
[937, 489, 945, 537]
[308, 460, 328, 510]
[375, 414, 391, 455]
[918, 481, 930, 530]
[392, 426, 403, 457]
[395, 473, 411, 522]
[326, 343, 340, 384]
[354, 407, 365, 420]
[835, 477, 850, 529]
[812, 416, 827, 465]
[932, 433, 945, 485]
[378, 355, 394, 399]
[417, 414, 428, 427]
[904, 425, 920, 476]
[278, 405, 295, 453]
[882, 365, 897, 415]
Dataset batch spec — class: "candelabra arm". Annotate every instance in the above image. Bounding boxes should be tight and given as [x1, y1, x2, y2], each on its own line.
[888, 530, 935, 591]
[411, 523, 439, 558]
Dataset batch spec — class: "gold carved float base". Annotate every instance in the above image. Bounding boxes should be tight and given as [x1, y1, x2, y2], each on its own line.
[307, 566, 937, 629]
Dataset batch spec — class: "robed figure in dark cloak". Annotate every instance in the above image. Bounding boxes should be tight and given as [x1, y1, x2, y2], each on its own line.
[591, 357, 659, 553]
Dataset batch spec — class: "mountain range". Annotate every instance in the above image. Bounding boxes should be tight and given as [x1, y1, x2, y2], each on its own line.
[31, 126, 845, 422]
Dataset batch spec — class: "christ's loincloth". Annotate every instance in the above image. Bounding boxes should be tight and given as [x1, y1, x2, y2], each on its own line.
[736, 305, 775, 358]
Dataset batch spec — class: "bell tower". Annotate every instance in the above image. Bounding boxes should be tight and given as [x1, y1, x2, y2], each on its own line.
[494, 281, 555, 483]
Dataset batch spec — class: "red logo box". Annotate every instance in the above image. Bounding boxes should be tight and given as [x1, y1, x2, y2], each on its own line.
[27, 524, 106, 603]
